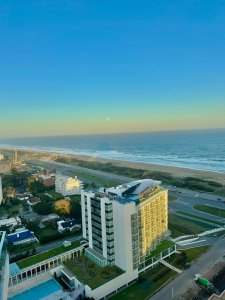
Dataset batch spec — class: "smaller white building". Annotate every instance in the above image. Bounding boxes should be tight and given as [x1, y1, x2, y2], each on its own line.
[55, 175, 83, 196]
[0, 153, 4, 160]
[0, 217, 21, 228]
[57, 219, 81, 233]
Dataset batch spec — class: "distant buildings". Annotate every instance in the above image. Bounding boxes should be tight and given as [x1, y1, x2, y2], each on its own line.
[0, 177, 3, 205]
[7, 228, 38, 246]
[55, 175, 83, 196]
[57, 219, 81, 233]
[0, 153, 4, 160]
[38, 169, 56, 187]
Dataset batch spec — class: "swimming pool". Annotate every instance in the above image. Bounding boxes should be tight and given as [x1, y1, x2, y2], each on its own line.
[9, 279, 62, 300]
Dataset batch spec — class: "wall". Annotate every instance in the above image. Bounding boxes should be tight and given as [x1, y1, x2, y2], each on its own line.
[85, 270, 138, 300]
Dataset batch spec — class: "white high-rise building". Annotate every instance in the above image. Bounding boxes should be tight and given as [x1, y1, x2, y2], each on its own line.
[0, 177, 3, 205]
[0, 231, 9, 300]
[55, 174, 83, 196]
[0, 153, 4, 160]
[81, 179, 170, 272]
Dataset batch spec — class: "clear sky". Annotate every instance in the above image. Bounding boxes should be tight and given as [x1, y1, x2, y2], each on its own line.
[0, 0, 225, 138]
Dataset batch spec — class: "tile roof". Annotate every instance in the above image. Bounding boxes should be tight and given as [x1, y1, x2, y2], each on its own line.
[7, 230, 35, 243]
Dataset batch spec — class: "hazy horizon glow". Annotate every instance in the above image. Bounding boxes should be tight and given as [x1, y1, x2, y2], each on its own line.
[0, 1, 225, 138]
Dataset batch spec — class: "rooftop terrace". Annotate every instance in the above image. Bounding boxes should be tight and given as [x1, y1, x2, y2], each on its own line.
[17, 240, 81, 269]
[64, 255, 124, 289]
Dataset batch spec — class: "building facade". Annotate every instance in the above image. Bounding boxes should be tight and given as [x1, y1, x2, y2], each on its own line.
[0, 231, 9, 300]
[55, 175, 83, 196]
[81, 179, 169, 272]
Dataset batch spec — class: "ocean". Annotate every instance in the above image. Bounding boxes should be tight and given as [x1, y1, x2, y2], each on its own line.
[0, 129, 225, 173]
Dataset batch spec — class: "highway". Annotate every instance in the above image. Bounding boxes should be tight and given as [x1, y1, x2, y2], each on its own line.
[169, 190, 225, 224]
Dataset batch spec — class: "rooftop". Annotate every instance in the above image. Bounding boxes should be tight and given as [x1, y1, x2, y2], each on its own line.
[64, 254, 124, 289]
[60, 219, 80, 229]
[7, 230, 36, 244]
[17, 240, 81, 269]
[97, 179, 163, 204]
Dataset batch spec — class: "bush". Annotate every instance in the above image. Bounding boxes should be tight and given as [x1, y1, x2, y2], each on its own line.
[33, 202, 53, 215]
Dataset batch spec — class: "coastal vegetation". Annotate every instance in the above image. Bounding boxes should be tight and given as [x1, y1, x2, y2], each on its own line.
[55, 156, 222, 192]
[193, 204, 225, 219]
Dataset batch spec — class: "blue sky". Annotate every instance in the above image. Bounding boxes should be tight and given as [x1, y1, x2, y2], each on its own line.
[0, 0, 225, 137]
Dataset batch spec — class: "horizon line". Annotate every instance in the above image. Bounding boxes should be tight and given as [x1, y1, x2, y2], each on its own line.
[0, 127, 225, 140]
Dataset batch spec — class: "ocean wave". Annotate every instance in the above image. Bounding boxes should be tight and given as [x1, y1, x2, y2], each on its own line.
[1, 143, 225, 173]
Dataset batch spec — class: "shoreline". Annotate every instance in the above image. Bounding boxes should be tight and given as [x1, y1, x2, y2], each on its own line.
[1, 147, 225, 184]
[64, 154, 225, 184]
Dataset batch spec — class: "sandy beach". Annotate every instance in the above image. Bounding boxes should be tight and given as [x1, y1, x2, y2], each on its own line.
[1, 147, 225, 184]
[66, 153, 225, 184]
[21, 149, 225, 185]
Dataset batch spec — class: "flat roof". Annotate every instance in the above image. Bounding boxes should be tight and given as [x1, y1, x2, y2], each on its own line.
[61, 267, 75, 279]
[9, 263, 22, 276]
[85, 247, 107, 261]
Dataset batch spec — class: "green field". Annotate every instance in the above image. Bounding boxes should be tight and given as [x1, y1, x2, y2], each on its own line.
[111, 264, 177, 300]
[168, 195, 177, 201]
[176, 211, 224, 226]
[169, 213, 216, 236]
[213, 188, 225, 197]
[193, 204, 225, 219]
[146, 240, 175, 259]
[166, 245, 210, 269]
[184, 245, 211, 262]
[17, 240, 80, 269]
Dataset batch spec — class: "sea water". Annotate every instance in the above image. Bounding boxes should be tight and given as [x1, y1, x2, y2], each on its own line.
[0, 129, 225, 173]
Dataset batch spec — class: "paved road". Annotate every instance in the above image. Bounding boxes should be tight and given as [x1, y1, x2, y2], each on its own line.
[28, 159, 134, 184]
[169, 192, 225, 224]
[151, 237, 225, 300]
[36, 234, 82, 253]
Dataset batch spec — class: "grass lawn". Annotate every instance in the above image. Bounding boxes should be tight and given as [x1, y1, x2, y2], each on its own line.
[166, 245, 210, 269]
[193, 204, 225, 219]
[213, 188, 225, 197]
[146, 240, 175, 260]
[176, 211, 224, 226]
[38, 227, 59, 238]
[168, 195, 177, 201]
[17, 240, 81, 269]
[169, 213, 216, 235]
[185, 245, 211, 263]
[111, 264, 177, 300]
[169, 222, 193, 238]
[64, 255, 124, 289]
